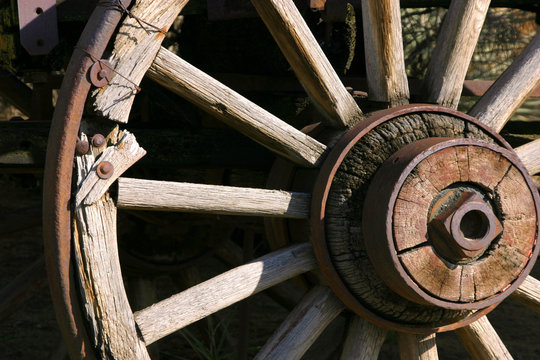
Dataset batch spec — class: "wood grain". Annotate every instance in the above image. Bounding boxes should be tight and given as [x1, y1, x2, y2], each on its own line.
[116, 177, 310, 218]
[72, 134, 150, 359]
[76, 131, 146, 206]
[361, 0, 409, 105]
[455, 316, 513, 360]
[134, 243, 317, 345]
[469, 33, 540, 132]
[147, 47, 327, 167]
[515, 138, 540, 175]
[340, 316, 387, 360]
[424, 0, 490, 108]
[251, 0, 362, 128]
[512, 276, 540, 315]
[92, 0, 189, 123]
[254, 286, 344, 360]
[398, 332, 438, 360]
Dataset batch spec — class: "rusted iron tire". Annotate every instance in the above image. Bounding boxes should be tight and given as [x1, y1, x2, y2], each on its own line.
[44, 1, 540, 359]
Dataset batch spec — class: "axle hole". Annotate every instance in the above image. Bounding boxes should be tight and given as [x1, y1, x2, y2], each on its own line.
[460, 210, 489, 240]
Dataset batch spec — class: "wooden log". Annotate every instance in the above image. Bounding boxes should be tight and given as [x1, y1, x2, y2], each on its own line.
[361, 0, 409, 105]
[72, 133, 150, 359]
[0, 257, 47, 321]
[423, 0, 490, 109]
[134, 242, 317, 345]
[469, 33, 540, 133]
[147, 47, 327, 167]
[340, 316, 387, 360]
[116, 177, 310, 218]
[511, 276, 540, 315]
[250, 0, 362, 128]
[254, 286, 345, 360]
[398, 332, 438, 360]
[92, 0, 189, 123]
[515, 138, 540, 175]
[75, 131, 146, 206]
[455, 316, 513, 360]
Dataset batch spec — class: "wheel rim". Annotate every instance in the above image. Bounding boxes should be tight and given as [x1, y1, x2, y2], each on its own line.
[44, 1, 540, 359]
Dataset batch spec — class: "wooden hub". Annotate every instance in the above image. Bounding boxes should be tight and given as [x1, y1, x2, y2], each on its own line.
[309, 105, 540, 332]
[363, 138, 536, 309]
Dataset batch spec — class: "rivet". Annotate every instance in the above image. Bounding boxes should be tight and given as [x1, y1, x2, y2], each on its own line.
[96, 161, 114, 179]
[75, 139, 89, 155]
[92, 134, 106, 148]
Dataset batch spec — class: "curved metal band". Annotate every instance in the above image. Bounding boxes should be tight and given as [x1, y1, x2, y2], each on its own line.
[42, 2, 131, 358]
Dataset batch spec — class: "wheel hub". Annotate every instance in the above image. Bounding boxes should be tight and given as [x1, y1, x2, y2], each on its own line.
[305, 105, 540, 332]
[363, 137, 537, 310]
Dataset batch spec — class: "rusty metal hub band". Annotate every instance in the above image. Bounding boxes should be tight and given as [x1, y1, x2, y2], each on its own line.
[310, 104, 540, 333]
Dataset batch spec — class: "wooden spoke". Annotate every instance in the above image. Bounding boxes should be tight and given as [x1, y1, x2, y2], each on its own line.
[254, 286, 345, 360]
[0, 257, 47, 321]
[361, 0, 409, 106]
[423, 0, 490, 108]
[147, 47, 327, 167]
[469, 33, 540, 133]
[116, 177, 310, 218]
[134, 243, 317, 345]
[455, 316, 513, 360]
[398, 332, 438, 360]
[340, 316, 387, 360]
[251, 0, 362, 128]
[511, 276, 540, 315]
[93, 0, 190, 123]
[515, 138, 540, 175]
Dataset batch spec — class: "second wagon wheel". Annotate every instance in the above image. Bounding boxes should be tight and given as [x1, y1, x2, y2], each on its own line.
[43, 0, 540, 359]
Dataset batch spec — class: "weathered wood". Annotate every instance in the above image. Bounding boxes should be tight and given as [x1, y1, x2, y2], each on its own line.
[398, 332, 438, 360]
[250, 0, 362, 128]
[92, 0, 189, 123]
[455, 316, 513, 360]
[72, 133, 150, 359]
[127, 276, 160, 358]
[147, 47, 327, 167]
[0, 257, 47, 321]
[324, 113, 498, 325]
[515, 138, 540, 175]
[423, 0, 490, 108]
[254, 286, 344, 360]
[511, 276, 540, 315]
[76, 131, 146, 206]
[134, 243, 317, 345]
[214, 239, 306, 310]
[0, 69, 33, 116]
[116, 177, 310, 218]
[361, 0, 409, 105]
[469, 33, 540, 132]
[340, 317, 387, 360]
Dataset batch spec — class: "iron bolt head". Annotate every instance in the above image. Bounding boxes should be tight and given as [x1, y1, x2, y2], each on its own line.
[91, 134, 106, 148]
[75, 139, 89, 155]
[430, 191, 503, 262]
[96, 161, 114, 179]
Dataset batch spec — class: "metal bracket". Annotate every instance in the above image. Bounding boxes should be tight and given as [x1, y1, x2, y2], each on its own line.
[17, 0, 59, 55]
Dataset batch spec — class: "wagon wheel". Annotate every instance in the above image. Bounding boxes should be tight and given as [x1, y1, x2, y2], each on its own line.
[43, 0, 540, 359]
